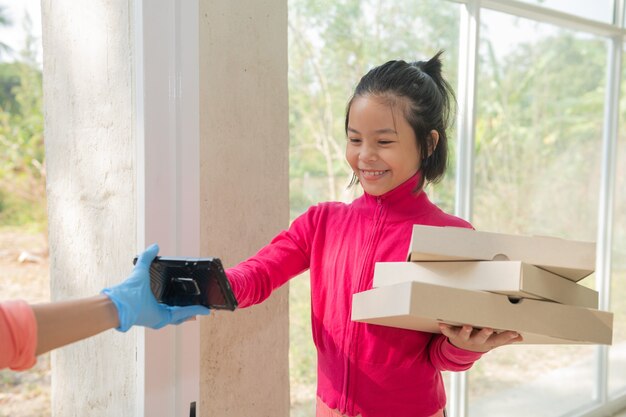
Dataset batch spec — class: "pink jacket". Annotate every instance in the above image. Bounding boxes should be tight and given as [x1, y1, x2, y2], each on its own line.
[0, 300, 37, 371]
[227, 174, 483, 417]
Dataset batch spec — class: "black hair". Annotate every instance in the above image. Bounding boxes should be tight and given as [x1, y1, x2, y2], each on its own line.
[344, 50, 455, 191]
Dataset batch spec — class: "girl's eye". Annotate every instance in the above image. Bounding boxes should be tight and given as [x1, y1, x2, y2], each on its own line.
[378, 140, 393, 145]
[348, 138, 362, 144]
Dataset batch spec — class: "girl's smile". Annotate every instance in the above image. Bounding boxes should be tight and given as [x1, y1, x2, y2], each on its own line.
[359, 169, 389, 179]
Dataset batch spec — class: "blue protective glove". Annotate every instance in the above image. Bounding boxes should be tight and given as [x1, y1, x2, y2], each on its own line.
[102, 243, 211, 332]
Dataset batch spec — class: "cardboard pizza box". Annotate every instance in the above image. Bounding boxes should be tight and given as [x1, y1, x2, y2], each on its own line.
[372, 261, 598, 309]
[352, 281, 612, 345]
[406, 225, 595, 281]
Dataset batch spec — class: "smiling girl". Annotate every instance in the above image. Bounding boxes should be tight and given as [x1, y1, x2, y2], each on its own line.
[224, 51, 521, 417]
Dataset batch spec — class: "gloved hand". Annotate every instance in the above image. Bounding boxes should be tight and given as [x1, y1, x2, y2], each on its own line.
[102, 243, 210, 332]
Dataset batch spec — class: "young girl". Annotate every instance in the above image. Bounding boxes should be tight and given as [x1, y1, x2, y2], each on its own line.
[225, 51, 521, 417]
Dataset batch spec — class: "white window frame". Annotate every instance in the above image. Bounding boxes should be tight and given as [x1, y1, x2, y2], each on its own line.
[134, 1, 201, 416]
[451, 1, 626, 416]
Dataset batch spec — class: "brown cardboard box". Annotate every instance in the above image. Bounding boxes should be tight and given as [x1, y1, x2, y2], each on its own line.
[407, 225, 595, 281]
[352, 281, 613, 345]
[373, 261, 599, 309]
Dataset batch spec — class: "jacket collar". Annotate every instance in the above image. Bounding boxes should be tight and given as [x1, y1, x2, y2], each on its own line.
[353, 172, 436, 221]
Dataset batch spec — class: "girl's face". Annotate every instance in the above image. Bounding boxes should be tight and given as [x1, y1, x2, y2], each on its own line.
[345, 95, 421, 196]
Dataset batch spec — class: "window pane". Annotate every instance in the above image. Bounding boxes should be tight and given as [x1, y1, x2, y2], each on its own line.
[469, 9, 607, 417]
[515, 0, 614, 24]
[287, 1, 461, 414]
[288, 0, 461, 215]
[608, 42, 626, 396]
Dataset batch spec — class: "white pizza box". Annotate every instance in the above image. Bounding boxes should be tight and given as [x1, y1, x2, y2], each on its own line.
[373, 261, 598, 309]
[352, 281, 613, 345]
[407, 225, 595, 281]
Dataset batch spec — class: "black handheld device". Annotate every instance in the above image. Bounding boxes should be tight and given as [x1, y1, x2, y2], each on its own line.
[132, 256, 238, 311]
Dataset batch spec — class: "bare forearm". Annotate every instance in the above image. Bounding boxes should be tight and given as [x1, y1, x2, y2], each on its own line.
[31, 295, 120, 355]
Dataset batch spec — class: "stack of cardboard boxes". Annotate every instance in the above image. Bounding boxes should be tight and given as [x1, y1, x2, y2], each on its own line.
[352, 225, 613, 345]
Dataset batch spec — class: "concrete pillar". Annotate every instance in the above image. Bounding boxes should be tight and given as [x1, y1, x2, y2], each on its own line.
[41, 1, 139, 416]
[198, 1, 290, 416]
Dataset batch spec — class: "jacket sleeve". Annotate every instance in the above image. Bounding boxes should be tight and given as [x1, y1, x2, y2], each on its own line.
[226, 205, 318, 308]
[428, 334, 484, 371]
[0, 300, 38, 371]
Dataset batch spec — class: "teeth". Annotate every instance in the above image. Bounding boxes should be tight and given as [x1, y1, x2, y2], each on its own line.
[361, 170, 386, 177]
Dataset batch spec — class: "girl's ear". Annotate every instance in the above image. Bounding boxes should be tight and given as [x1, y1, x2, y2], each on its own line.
[427, 130, 440, 157]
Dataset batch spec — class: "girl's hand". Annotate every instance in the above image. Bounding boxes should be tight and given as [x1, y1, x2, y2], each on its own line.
[439, 323, 523, 353]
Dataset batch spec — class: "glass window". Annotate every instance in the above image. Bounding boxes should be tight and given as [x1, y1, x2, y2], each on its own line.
[287, 1, 461, 414]
[288, 0, 461, 215]
[469, 9, 607, 416]
[608, 42, 626, 397]
[515, 0, 615, 24]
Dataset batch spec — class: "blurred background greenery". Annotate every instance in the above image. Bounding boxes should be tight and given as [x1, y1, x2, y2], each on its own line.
[0, 5, 45, 231]
[0, 5, 50, 416]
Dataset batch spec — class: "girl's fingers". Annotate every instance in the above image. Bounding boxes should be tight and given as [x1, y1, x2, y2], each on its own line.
[471, 327, 494, 345]
[440, 323, 521, 351]
[438, 323, 455, 338]
[488, 330, 522, 347]
[439, 324, 473, 342]
[459, 325, 473, 342]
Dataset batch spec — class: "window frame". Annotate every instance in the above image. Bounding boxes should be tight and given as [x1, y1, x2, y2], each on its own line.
[449, 1, 625, 416]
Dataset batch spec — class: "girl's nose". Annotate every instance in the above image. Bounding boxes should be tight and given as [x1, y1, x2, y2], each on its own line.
[359, 144, 378, 162]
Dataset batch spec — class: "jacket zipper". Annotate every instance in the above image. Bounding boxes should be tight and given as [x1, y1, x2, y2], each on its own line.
[340, 197, 385, 414]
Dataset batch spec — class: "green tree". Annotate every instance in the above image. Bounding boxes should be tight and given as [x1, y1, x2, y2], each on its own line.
[0, 62, 21, 112]
[0, 5, 13, 60]
[474, 26, 606, 241]
[0, 11, 45, 227]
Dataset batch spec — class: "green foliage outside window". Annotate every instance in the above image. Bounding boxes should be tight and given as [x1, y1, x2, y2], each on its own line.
[0, 11, 45, 229]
